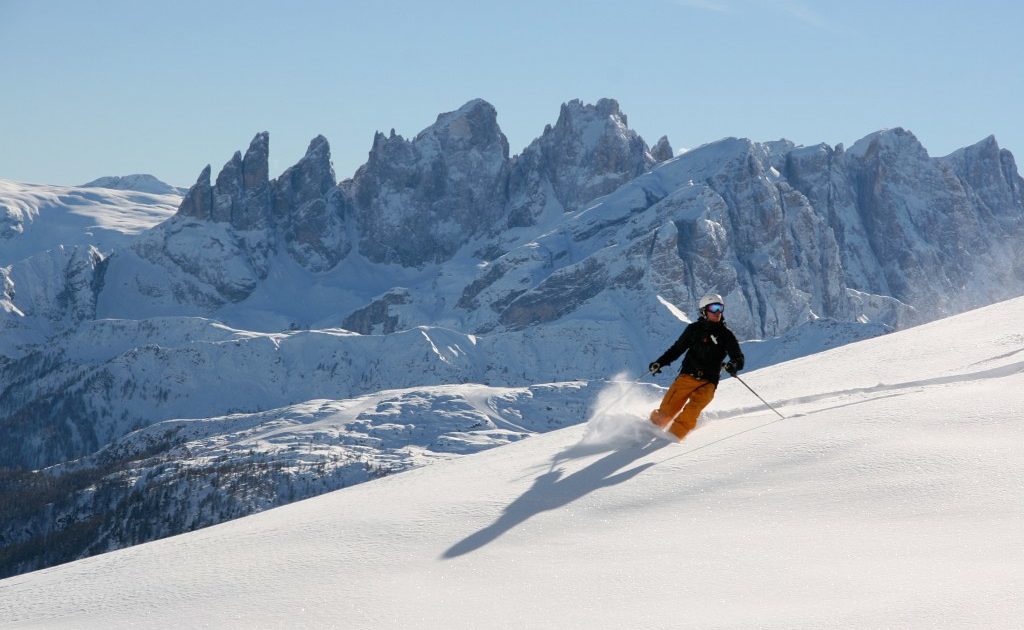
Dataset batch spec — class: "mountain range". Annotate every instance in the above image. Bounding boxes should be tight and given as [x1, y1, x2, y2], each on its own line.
[1, 96, 1022, 578]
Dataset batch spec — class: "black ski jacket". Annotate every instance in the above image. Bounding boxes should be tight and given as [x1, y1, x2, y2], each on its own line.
[655, 318, 744, 385]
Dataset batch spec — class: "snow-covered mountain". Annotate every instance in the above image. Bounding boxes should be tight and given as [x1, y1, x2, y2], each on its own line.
[7, 101, 1022, 346]
[2, 97, 1023, 580]
[0, 311, 886, 473]
[3, 297, 1022, 628]
[0, 179, 178, 354]
[18, 107, 1020, 345]
[0, 178, 179, 266]
[81, 174, 187, 196]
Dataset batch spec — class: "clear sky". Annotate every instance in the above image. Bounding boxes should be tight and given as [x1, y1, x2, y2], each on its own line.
[2, 0, 1022, 188]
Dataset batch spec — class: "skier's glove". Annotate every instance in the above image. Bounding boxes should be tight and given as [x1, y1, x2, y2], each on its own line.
[722, 361, 739, 376]
[648, 362, 662, 375]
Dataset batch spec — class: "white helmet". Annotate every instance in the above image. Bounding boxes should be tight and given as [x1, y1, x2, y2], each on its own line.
[698, 293, 724, 310]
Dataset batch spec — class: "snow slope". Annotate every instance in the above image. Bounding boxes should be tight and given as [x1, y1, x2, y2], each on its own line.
[0, 178, 179, 265]
[80, 174, 187, 196]
[2, 299, 1023, 628]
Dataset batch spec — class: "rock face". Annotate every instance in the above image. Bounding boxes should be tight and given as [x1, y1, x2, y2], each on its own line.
[274, 136, 350, 271]
[346, 99, 512, 266]
[175, 166, 215, 222]
[458, 129, 1024, 339]
[538, 98, 655, 211]
[940, 135, 1024, 288]
[506, 98, 656, 227]
[341, 289, 410, 334]
[0, 245, 109, 357]
[781, 129, 1024, 323]
[125, 132, 351, 308]
[178, 133, 273, 231]
[651, 136, 674, 162]
[943, 135, 1024, 216]
[2, 245, 107, 326]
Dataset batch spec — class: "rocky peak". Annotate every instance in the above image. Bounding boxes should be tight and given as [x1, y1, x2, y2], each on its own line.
[941, 135, 1024, 218]
[212, 151, 244, 223]
[273, 135, 349, 272]
[651, 136, 674, 162]
[349, 99, 512, 267]
[846, 127, 929, 163]
[780, 143, 844, 216]
[506, 98, 655, 227]
[231, 132, 273, 230]
[415, 98, 509, 157]
[825, 127, 1023, 313]
[554, 98, 625, 131]
[761, 139, 797, 171]
[129, 132, 347, 312]
[365, 129, 416, 174]
[942, 135, 1002, 184]
[242, 132, 270, 193]
[274, 135, 336, 209]
[176, 165, 214, 221]
[175, 133, 272, 231]
[305, 133, 331, 160]
[549, 98, 635, 154]
[670, 137, 759, 183]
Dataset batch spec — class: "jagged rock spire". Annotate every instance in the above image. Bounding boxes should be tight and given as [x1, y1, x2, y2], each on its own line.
[176, 165, 214, 220]
[275, 135, 349, 271]
[175, 133, 272, 230]
[651, 136, 674, 162]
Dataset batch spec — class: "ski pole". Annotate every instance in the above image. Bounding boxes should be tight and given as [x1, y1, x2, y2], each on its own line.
[729, 371, 786, 420]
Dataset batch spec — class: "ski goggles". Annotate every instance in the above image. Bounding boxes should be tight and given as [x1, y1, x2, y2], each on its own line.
[705, 303, 724, 313]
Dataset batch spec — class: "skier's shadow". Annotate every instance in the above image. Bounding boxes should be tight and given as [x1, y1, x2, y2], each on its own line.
[442, 438, 668, 559]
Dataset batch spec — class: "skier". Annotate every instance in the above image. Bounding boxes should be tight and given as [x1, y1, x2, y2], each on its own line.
[647, 293, 744, 441]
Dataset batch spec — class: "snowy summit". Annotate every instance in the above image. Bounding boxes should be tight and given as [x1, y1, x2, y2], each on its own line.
[80, 174, 187, 196]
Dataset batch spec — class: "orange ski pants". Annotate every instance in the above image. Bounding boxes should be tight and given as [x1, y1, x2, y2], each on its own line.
[650, 374, 716, 440]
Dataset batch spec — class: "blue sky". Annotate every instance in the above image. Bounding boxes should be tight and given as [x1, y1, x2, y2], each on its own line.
[2, 0, 1022, 187]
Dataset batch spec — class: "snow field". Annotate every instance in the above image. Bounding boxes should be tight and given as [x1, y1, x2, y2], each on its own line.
[0, 178, 178, 266]
[1, 298, 1023, 628]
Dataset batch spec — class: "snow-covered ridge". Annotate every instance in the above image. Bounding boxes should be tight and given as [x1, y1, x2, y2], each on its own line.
[0, 178, 178, 266]
[0, 314, 881, 470]
[80, 174, 187, 196]
[4, 296, 1022, 628]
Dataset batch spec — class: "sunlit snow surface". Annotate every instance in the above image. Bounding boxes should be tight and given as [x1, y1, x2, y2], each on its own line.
[2, 298, 1023, 628]
[0, 178, 178, 265]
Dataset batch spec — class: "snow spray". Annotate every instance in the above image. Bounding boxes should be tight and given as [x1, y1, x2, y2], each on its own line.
[579, 372, 665, 448]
